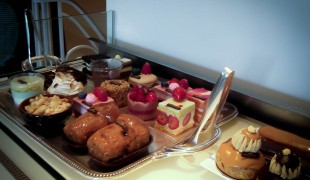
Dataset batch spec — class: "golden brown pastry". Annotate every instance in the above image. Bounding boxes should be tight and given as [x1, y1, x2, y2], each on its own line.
[216, 125, 265, 180]
[63, 103, 119, 145]
[87, 114, 150, 162]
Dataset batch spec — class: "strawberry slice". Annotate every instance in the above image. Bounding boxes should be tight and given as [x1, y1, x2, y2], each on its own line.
[168, 115, 179, 130]
[156, 111, 168, 125]
[182, 113, 191, 126]
[141, 62, 151, 74]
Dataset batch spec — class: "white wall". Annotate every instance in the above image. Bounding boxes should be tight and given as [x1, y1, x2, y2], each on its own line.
[107, 0, 310, 116]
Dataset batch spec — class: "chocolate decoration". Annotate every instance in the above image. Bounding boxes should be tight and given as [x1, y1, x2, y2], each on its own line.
[110, 81, 122, 86]
[17, 79, 28, 84]
[130, 75, 141, 79]
[53, 83, 58, 88]
[82, 100, 93, 107]
[166, 103, 181, 110]
[241, 152, 260, 158]
[192, 94, 207, 100]
[165, 88, 172, 93]
[87, 107, 97, 114]
[115, 120, 128, 136]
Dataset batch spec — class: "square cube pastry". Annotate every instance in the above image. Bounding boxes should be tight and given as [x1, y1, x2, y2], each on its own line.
[154, 98, 195, 136]
[186, 88, 211, 123]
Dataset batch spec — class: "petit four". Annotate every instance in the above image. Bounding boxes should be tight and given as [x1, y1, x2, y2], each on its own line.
[153, 78, 191, 101]
[100, 80, 131, 107]
[127, 85, 158, 121]
[128, 62, 158, 87]
[73, 87, 114, 116]
[154, 87, 195, 136]
[216, 125, 265, 180]
[186, 88, 211, 123]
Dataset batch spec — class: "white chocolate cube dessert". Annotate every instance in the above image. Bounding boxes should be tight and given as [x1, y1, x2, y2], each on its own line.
[155, 98, 195, 136]
[186, 88, 211, 123]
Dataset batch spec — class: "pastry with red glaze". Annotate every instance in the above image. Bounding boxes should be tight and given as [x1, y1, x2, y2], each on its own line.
[154, 87, 195, 136]
[128, 62, 158, 87]
[216, 125, 265, 180]
[127, 85, 158, 121]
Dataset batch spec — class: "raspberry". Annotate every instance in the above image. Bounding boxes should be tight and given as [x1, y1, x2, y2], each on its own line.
[145, 92, 158, 102]
[179, 79, 189, 90]
[141, 62, 151, 74]
[129, 91, 138, 101]
[93, 87, 105, 97]
[97, 91, 108, 101]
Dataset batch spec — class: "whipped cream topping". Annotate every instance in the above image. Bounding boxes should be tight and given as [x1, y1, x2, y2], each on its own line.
[47, 72, 83, 95]
[269, 148, 301, 179]
[231, 126, 261, 153]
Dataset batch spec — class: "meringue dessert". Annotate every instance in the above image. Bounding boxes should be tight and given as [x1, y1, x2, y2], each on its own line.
[47, 72, 83, 97]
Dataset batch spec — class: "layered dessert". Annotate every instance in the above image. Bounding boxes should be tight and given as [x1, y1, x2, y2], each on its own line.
[154, 87, 195, 136]
[186, 88, 211, 123]
[153, 78, 191, 101]
[128, 62, 158, 87]
[73, 87, 114, 117]
[100, 80, 131, 107]
[47, 72, 83, 99]
[127, 85, 158, 121]
[216, 125, 265, 180]
[10, 72, 45, 106]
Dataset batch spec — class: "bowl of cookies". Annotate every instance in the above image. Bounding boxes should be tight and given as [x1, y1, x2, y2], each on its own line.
[19, 94, 73, 134]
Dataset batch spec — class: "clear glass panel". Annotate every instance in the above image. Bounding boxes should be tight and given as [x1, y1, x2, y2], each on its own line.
[0, 10, 113, 77]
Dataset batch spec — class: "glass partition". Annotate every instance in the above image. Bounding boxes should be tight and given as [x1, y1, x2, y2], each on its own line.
[0, 10, 113, 77]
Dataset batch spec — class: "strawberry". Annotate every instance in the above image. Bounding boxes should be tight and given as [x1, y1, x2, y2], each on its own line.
[129, 91, 138, 101]
[135, 93, 146, 102]
[145, 92, 158, 102]
[93, 87, 105, 97]
[168, 115, 179, 130]
[141, 62, 151, 74]
[97, 91, 108, 101]
[172, 87, 187, 102]
[156, 111, 168, 125]
[179, 79, 189, 90]
[183, 113, 191, 126]
[169, 78, 179, 85]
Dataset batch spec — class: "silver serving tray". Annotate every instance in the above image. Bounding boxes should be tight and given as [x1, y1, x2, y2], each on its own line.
[0, 78, 238, 179]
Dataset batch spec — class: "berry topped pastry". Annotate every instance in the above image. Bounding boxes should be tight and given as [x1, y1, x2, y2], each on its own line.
[152, 78, 191, 101]
[128, 62, 158, 87]
[73, 86, 114, 117]
[154, 87, 195, 136]
[127, 85, 159, 121]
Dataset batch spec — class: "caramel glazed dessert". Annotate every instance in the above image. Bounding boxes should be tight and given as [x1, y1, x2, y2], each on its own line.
[216, 125, 265, 180]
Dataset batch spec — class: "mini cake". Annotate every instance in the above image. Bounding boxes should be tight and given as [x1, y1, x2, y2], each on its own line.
[186, 88, 211, 123]
[216, 125, 265, 180]
[73, 87, 114, 117]
[47, 72, 83, 99]
[154, 87, 195, 136]
[128, 62, 157, 87]
[113, 55, 133, 80]
[127, 85, 158, 121]
[269, 148, 301, 179]
[153, 78, 191, 101]
[100, 80, 131, 107]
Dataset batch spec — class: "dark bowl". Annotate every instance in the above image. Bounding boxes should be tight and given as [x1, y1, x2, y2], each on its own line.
[19, 94, 73, 134]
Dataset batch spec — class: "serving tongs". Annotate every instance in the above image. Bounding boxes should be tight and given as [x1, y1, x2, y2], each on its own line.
[152, 67, 235, 160]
